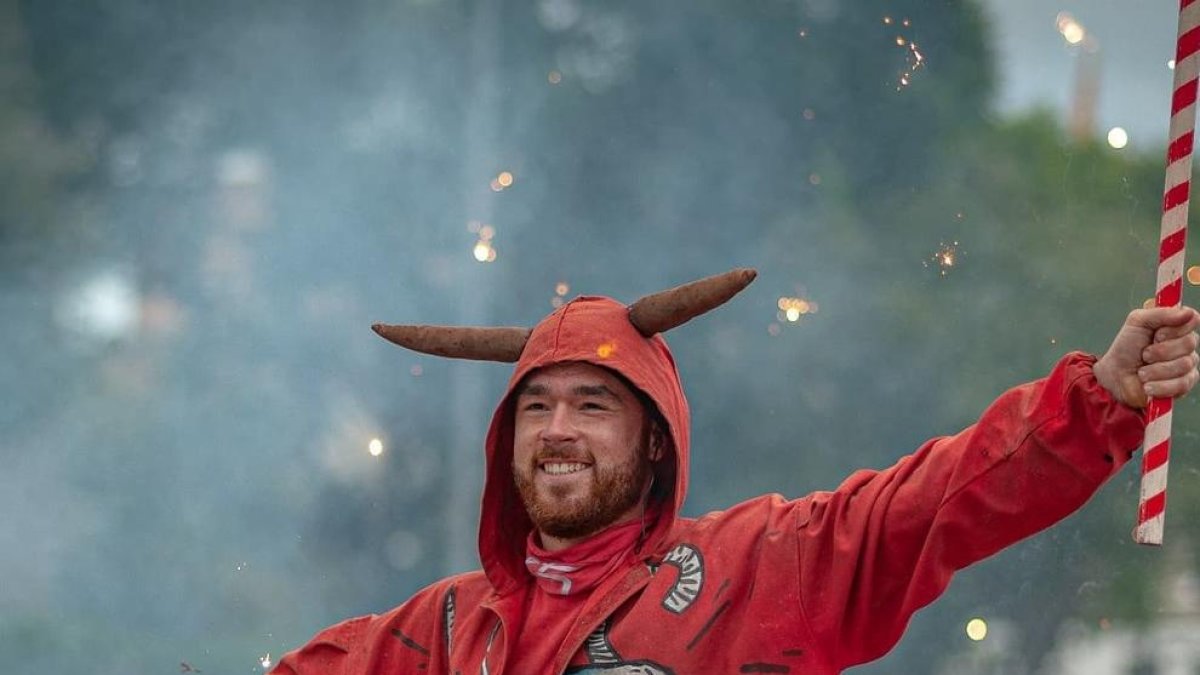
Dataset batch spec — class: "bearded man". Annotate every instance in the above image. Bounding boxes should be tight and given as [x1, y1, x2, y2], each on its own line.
[273, 269, 1200, 674]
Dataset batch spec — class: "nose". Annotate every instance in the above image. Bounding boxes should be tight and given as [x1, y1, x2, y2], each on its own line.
[539, 403, 578, 444]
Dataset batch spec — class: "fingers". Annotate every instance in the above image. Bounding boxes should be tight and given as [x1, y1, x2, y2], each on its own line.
[1129, 306, 1200, 332]
[1143, 329, 1200, 363]
[1137, 306, 1200, 400]
[1139, 352, 1199, 383]
[1154, 307, 1200, 342]
[1143, 361, 1200, 399]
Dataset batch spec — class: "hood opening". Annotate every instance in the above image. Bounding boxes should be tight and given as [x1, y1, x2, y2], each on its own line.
[477, 297, 691, 595]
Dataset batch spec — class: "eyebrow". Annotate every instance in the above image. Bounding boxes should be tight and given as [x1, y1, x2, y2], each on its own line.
[516, 382, 620, 400]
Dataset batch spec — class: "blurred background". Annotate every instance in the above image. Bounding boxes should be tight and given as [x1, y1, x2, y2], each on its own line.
[2, 0, 1199, 673]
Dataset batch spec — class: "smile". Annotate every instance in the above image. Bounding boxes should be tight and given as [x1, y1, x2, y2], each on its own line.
[540, 462, 591, 475]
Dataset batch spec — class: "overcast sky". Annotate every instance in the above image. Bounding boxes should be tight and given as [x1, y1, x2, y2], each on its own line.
[982, 0, 1178, 148]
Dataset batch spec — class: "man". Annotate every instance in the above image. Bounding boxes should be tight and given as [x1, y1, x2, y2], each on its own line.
[274, 269, 1200, 674]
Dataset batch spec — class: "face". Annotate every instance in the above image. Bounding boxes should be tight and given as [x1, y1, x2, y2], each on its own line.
[512, 361, 660, 541]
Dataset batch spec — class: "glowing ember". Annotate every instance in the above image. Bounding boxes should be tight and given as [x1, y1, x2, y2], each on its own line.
[1056, 12, 1086, 45]
[777, 296, 818, 323]
[924, 241, 961, 276]
[473, 241, 497, 263]
[896, 41, 925, 90]
[596, 342, 617, 358]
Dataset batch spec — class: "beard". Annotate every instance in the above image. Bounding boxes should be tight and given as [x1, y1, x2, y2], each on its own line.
[513, 443, 652, 540]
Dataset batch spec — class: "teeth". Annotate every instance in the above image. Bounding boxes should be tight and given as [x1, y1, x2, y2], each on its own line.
[543, 462, 588, 475]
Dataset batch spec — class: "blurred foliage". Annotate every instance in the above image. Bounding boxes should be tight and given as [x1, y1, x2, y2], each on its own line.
[2, 0, 1198, 674]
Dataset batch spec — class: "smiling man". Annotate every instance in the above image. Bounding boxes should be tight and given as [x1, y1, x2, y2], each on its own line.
[273, 269, 1200, 675]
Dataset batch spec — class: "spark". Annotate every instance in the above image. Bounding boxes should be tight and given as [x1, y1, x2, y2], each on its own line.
[798, 28, 808, 38]
[473, 222, 498, 262]
[551, 281, 570, 307]
[473, 241, 497, 263]
[497, 171, 514, 187]
[1056, 12, 1085, 45]
[368, 438, 384, 456]
[896, 41, 925, 90]
[924, 241, 960, 276]
[777, 296, 818, 323]
[1169, 59, 1177, 70]
[966, 618, 988, 641]
[882, 16, 893, 25]
[260, 653, 273, 669]
[548, 70, 562, 84]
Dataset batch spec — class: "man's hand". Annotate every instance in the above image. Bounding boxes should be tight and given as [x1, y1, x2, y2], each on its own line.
[1093, 306, 1200, 408]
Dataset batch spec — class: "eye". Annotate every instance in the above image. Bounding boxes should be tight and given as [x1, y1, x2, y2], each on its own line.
[521, 401, 548, 412]
[581, 401, 607, 411]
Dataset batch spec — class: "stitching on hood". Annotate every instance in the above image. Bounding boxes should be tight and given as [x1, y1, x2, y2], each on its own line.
[550, 300, 571, 357]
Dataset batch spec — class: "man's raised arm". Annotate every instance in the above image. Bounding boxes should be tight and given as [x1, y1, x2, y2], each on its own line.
[794, 306, 1200, 670]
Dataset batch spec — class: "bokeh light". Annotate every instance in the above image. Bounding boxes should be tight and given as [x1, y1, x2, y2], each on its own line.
[1056, 12, 1085, 45]
[1107, 127, 1128, 149]
[966, 618, 988, 641]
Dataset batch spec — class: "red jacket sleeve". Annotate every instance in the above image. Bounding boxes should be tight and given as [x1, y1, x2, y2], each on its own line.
[795, 352, 1146, 670]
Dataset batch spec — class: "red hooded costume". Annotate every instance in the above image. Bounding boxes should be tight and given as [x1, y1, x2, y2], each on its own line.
[274, 295, 1145, 674]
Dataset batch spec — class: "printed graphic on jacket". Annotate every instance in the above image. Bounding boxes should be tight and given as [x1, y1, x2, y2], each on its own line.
[564, 620, 674, 675]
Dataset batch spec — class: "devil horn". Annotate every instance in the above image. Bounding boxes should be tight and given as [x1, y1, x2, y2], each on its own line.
[627, 268, 757, 337]
[370, 324, 531, 363]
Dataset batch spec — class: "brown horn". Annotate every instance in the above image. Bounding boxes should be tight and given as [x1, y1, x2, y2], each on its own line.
[371, 324, 531, 363]
[628, 268, 758, 336]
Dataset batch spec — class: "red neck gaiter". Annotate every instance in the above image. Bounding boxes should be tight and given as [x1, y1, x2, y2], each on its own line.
[524, 515, 647, 596]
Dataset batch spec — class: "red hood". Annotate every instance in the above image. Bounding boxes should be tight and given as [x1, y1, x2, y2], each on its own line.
[478, 296, 691, 595]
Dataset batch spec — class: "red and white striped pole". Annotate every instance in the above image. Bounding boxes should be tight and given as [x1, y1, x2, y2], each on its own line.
[1134, 0, 1200, 546]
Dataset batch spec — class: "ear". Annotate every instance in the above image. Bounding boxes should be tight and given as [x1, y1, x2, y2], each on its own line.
[648, 423, 666, 462]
